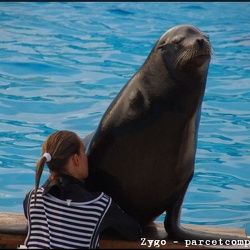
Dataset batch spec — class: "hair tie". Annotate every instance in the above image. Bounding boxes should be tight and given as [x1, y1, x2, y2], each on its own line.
[43, 153, 51, 162]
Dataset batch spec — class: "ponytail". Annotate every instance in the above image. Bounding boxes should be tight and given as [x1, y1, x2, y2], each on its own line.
[34, 153, 51, 204]
[34, 155, 47, 203]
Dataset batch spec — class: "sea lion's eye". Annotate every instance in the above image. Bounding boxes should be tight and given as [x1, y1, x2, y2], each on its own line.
[173, 36, 184, 44]
[157, 41, 168, 50]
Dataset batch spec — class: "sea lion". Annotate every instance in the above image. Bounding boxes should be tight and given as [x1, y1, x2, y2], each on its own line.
[83, 25, 245, 242]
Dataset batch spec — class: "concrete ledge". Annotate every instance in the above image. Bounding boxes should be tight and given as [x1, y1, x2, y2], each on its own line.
[0, 212, 248, 249]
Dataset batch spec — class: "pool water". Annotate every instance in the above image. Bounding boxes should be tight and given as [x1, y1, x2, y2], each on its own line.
[0, 2, 250, 235]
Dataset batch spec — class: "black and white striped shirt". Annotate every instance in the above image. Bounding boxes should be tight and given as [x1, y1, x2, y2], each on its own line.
[24, 187, 112, 249]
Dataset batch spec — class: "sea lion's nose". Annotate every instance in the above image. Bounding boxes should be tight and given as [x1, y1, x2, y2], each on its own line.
[196, 38, 204, 47]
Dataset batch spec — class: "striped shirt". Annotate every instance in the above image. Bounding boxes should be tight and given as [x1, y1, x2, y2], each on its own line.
[24, 187, 112, 249]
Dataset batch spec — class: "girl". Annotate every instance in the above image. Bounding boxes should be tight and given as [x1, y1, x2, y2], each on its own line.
[23, 130, 141, 249]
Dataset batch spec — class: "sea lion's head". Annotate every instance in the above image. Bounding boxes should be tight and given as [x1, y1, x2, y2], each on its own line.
[156, 25, 212, 74]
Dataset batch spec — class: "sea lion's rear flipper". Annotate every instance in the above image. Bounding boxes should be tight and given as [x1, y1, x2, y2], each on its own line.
[164, 178, 248, 243]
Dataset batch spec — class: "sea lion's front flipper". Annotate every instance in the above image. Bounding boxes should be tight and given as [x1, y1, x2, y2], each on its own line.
[83, 131, 95, 151]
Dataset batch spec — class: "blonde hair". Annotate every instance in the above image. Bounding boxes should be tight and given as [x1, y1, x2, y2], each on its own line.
[34, 130, 82, 202]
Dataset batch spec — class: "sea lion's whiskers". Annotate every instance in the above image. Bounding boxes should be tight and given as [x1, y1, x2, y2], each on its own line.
[174, 48, 196, 68]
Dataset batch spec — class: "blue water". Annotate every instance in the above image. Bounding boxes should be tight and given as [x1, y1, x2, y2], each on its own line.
[0, 2, 250, 235]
